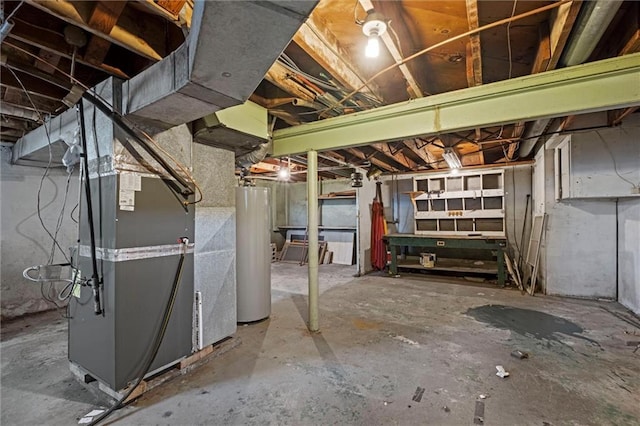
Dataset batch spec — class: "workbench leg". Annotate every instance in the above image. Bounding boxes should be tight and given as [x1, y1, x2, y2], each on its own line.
[390, 245, 399, 277]
[497, 249, 506, 287]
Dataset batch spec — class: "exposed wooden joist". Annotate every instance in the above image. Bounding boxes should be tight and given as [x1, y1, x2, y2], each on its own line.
[546, 0, 583, 70]
[531, 22, 552, 75]
[371, 142, 418, 170]
[0, 128, 26, 139]
[265, 61, 317, 103]
[34, 49, 62, 75]
[465, 0, 482, 87]
[84, 1, 128, 66]
[403, 139, 440, 169]
[293, 16, 383, 101]
[608, 107, 639, 126]
[1, 69, 68, 101]
[358, 0, 422, 98]
[3, 59, 73, 91]
[157, 0, 187, 15]
[512, 2, 581, 154]
[1, 116, 30, 131]
[1, 102, 43, 121]
[6, 23, 130, 78]
[343, 147, 396, 173]
[26, 0, 167, 61]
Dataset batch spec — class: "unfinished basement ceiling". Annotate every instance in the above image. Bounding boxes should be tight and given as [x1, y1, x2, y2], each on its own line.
[1, 0, 639, 180]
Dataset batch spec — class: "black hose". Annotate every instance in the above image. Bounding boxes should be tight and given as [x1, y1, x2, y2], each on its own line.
[78, 101, 102, 315]
[82, 92, 193, 198]
[89, 247, 187, 425]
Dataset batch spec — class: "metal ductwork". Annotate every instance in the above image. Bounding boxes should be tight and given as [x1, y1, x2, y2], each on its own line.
[123, 1, 318, 130]
[193, 100, 269, 156]
[12, 1, 318, 163]
[519, 0, 623, 158]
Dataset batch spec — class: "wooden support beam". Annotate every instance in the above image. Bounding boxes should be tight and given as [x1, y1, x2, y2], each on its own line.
[34, 49, 62, 75]
[402, 139, 439, 169]
[1, 116, 30, 130]
[608, 107, 639, 126]
[343, 147, 396, 172]
[293, 16, 383, 101]
[0, 128, 26, 139]
[6, 22, 130, 78]
[157, 0, 187, 15]
[264, 61, 317, 103]
[26, 0, 168, 61]
[1, 69, 68, 101]
[531, 21, 551, 74]
[358, 0, 423, 98]
[371, 142, 418, 170]
[547, 0, 582, 70]
[465, 0, 482, 87]
[84, 1, 128, 66]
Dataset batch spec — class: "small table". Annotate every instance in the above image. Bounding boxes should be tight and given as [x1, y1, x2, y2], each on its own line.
[383, 233, 507, 286]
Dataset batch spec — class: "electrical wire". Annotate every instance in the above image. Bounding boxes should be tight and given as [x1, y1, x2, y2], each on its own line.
[2, 1, 24, 23]
[4, 40, 202, 205]
[6, 67, 72, 266]
[595, 131, 639, 189]
[506, 0, 518, 79]
[320, 0, 572, 114]
[88, 247, 187, 426]
[78, 100, 102, 315]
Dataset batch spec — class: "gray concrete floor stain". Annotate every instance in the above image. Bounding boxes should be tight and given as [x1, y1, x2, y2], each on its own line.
[1, 264, 639, 425]
[466, 304, 602, 348]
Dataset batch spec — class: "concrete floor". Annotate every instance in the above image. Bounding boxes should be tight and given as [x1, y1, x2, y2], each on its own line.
[2, 264, 639, 425]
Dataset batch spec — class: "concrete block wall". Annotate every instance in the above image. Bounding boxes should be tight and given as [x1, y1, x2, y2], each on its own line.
[1, 146, 80, 319]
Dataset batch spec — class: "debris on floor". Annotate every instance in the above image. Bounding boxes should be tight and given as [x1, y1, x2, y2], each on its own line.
[510, 349, 529, 359]
[393, 335, 420, 346]
[473, 400, 485, 424]
[496, 365, 510, 378]
[442, 405, 450, 413]
[412, 386, 425, 402]
[78, 409, 104, 424]
[479, 394, 488, 399]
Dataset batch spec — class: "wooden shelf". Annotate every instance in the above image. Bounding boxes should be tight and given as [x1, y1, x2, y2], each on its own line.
[318, 195, 356, 200]
[397, 258, 498, 274]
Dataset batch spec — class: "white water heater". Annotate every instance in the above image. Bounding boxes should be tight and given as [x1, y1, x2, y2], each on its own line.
[235, 186, 271, 322]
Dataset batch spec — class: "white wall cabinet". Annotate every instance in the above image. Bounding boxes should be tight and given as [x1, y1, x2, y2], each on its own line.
[412, 170, 505, 237]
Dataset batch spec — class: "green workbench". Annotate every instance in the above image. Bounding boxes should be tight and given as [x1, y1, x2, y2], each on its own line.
[383, 233, 507, 286]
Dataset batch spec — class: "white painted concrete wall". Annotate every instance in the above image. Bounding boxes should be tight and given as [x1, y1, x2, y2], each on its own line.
[618, 199, 640, 314]
[1, 146, 80, 319]
[536, 113, 639, 306]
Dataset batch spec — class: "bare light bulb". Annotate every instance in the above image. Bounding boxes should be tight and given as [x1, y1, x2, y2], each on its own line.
[278, 167, 290, 180]
[365, 36, 380, 58]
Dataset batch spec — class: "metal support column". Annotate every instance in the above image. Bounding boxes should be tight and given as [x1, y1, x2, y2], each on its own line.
[307, 150, 319, 332]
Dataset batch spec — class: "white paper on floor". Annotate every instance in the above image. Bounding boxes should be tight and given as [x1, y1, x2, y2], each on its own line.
[78, 409, 105, 424]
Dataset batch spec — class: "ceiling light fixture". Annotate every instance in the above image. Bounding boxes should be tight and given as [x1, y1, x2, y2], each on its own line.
[278, 157, 291, 180]
[362, 10, 387, 58]
[442, 148, 462, 170]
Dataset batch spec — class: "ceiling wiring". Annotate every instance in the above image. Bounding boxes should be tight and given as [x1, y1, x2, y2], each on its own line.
[320, 0, 572, 114]
[4, 40, 203, 204]
[6, 66, 71, 266]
